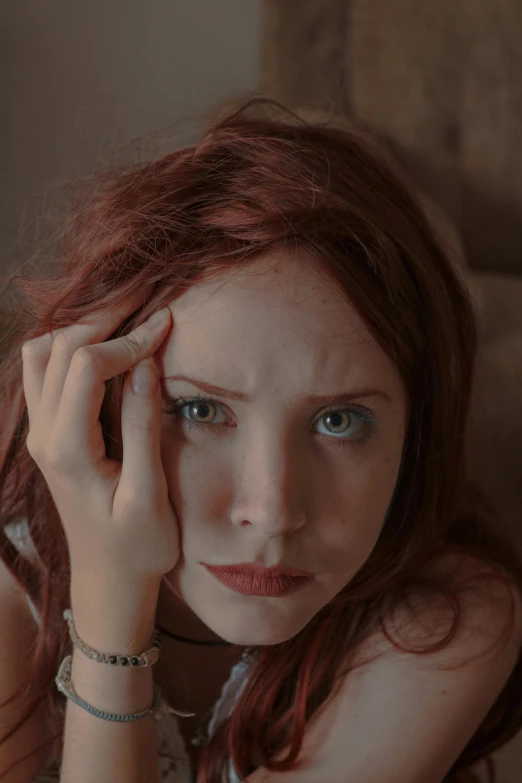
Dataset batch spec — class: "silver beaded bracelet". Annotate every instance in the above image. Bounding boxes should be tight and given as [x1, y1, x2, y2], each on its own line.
[63, 608, 161, 668]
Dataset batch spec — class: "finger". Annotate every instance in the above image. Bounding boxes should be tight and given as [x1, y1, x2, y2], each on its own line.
[22, 289, 151, 425]
[36, 289, 152, 425]
[50, 308, 171, 471]
[22, 326, 68, 429]
[117, 357, 164, 498]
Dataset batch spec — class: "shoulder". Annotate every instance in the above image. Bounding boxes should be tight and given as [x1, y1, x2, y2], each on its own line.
[344, 551, 522, 690]
[246, 552, 522, 782]
[417, 550, 522, 656]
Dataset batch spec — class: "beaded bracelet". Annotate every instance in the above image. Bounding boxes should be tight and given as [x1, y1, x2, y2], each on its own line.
[63, 608, 161, 667]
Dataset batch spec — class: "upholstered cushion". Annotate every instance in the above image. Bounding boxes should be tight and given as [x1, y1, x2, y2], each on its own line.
[261, 0, 522, 276]
[466, 326, 522, 556]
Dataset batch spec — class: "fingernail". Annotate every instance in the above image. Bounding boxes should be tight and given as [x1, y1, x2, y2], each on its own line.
[131, 359, 158, 395]
[147, 307, 171, 329]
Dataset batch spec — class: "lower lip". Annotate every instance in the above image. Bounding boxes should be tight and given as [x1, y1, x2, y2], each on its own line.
[203, 565, 312, 597]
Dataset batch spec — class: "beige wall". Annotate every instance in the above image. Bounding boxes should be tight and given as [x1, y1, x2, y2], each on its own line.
[0, 1, 260, 303]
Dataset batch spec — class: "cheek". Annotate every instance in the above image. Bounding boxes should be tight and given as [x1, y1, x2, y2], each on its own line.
[319, 455, 402, 573]
[160, 437, 228, 519]
[320, 513, 383, 578]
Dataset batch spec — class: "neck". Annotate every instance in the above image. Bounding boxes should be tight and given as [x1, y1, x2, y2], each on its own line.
[155, 622, 233, 646]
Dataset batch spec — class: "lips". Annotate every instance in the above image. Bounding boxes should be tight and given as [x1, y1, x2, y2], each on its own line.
[202, 564, 312, 597]
[201, 562, 312, 578]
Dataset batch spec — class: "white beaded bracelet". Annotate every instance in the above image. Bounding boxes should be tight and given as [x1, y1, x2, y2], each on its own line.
[63, 608, 161, 668]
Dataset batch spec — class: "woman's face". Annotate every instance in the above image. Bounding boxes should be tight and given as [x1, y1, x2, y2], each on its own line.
[154, 252, 408, 646]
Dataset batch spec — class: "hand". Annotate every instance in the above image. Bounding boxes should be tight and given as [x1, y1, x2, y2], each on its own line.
[21, 292, 180, 585]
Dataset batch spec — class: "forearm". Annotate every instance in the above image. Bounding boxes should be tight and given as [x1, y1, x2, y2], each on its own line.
[59, 577, 166, 783]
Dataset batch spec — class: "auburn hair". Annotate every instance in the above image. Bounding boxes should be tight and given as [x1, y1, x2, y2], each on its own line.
[1, 96, 521, 783]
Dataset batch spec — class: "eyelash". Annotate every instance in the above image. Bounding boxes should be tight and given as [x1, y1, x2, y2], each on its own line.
[162, 393, 379, 450]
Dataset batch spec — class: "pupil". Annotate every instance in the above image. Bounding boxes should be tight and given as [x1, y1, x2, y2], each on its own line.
[193, 404, 210, 420]
[328, 412, 347, 430]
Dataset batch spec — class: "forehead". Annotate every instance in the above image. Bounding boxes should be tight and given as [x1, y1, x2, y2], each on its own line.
[158, 253, 402, 396]
[166, 253, 372, 348]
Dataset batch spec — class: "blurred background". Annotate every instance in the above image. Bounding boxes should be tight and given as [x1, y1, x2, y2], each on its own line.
[0, 0, 260, 304]
[1, 2, 521, 779]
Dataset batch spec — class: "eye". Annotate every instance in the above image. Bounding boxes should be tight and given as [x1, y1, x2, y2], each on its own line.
[163, 393, 379, 447]
[315, 405, 376, 446]
[163, 395, 226, 433]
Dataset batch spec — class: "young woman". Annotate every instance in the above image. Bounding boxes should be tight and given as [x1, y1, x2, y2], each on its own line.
[0, 97, 521, 783]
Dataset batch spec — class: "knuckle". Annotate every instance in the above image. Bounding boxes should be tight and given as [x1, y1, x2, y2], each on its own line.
[26, 429, 76, 471]
[51, 331, 73, 353]
[69, 345, 100, 376]
[123, 415, 155, 435]
[21, 340, 36, 358]
[25, 430, 42, 458]
[22, 334, 50, 358]
[121, 332, 144, 361]
[117, 488, 154, 517]
[122, 487, 147, 508]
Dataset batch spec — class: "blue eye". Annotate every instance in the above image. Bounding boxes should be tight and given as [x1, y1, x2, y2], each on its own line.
[315, 405, 376, 445]
[162, 393, 378, 448]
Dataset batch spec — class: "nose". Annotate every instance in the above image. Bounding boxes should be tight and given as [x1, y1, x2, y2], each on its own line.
[229, 440, 308, 537]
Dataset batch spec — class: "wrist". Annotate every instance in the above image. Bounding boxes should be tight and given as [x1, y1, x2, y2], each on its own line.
[67, 645, 156, 717]
[69, 573, 161, 654]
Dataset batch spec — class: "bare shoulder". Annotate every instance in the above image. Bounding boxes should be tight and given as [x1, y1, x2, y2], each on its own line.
[355, 550, 522, 681]
[317, 552, 521, 779]
[411, 550, 522, 660]
[246, 551, 522, 782]
[0, 558, 56, 781]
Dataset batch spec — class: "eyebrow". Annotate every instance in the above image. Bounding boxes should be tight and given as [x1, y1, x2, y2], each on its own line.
[161, 374, 392, 406]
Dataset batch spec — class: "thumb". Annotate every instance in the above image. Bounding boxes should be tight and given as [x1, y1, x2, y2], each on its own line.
[118, 357, 164, 498]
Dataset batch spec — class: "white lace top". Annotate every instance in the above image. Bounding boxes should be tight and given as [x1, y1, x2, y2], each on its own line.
[4, 519, 252, 782]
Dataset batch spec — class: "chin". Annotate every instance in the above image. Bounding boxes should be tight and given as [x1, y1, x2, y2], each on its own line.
[205, 613, 308, 648]
[221, 628, 296, 647]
